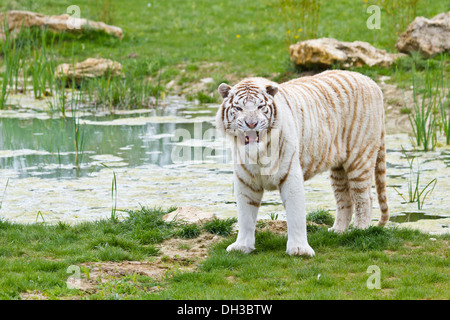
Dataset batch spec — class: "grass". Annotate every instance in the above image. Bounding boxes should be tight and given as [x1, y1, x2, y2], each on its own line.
[306, 209, 334, 226]
[149, 225, 449, 300]
[0, 207, 448, 300]
[0, 0, 449, 301]
[1, 0, 448, 107]
[408, 60, 440, 151]
[0, 206, 175, 298]
[202, 217, 237, 236]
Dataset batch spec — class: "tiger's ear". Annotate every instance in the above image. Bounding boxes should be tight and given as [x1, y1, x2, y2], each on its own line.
[266, 85, 278, 97]
[218, 83, 232, 99]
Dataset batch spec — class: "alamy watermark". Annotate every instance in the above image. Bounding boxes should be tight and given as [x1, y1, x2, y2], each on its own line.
[366, 265, 381, 289]
[66, 265, 81, 289]
[66, 5, 82, 30]
[366, 5, 381, 30]
[170, 125, 283, 175]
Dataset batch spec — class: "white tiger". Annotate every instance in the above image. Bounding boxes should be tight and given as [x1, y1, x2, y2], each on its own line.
[215, 70, 389, 256]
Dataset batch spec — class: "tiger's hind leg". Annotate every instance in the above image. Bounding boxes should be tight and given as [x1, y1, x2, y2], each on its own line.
[347, 162, 376, 230]
[329, 167, 353, 233]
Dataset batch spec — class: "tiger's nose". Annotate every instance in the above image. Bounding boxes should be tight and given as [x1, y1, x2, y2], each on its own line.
[245, 121, 258, 129]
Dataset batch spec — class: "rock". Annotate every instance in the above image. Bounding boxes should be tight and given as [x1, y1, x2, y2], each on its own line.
[200, 77, 214, 84]
[54, 58, 123, 84]
[289, 38, 404, 69]
[0, 10, 123, 40]
[396, 12, 450, 58]
[163, 206, 215, 224]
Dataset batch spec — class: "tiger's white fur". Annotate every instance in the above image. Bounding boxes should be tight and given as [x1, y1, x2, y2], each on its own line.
[216, 70, 389, 256]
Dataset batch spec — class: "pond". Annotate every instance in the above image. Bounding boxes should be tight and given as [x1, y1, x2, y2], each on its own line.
[0, 94, 449, 234]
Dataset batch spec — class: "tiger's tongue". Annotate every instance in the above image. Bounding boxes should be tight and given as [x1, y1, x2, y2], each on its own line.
[244, 131, 258, 144]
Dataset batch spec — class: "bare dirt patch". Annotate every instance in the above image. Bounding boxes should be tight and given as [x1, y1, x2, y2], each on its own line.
[257, 219, 328, 234]
[378, 78, 415, 135]
[68, 231, 223, 295]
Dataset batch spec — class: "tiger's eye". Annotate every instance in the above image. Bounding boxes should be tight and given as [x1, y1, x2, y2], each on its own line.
[236, 107, 243, 111]
[258, 105, 264, 109]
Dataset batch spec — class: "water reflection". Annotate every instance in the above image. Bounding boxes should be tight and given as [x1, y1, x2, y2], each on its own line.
[0, 100, 221, 179]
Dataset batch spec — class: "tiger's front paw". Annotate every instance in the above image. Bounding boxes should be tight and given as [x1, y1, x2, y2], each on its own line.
[226, 242, 255, 254]
[286, 243, 315, 257]
[328, 226, 346, 234]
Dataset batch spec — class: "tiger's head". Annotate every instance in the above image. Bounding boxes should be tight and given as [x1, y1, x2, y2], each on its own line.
[216, 78, 279, 146]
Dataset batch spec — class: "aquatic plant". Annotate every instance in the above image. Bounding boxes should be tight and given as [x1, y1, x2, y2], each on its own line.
[0, 68, 9, 109]
[0, 20, 14, 109]
[0, 178, 9, 212]
[26, 29, 57, 99]
[0, 21, 58, 103]
[1, 19, 163, 112]
[437, 55, 450, 145]
[35, 210, 46, 224]
[269, 212, 279, 221]
[67, 87, 86, 171]
[393, 147, 437, 210]
[408, 61, 440, 151]
[111, 168, 118, 222]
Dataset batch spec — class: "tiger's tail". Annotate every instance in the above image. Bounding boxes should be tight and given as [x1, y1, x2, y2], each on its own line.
[375, 131, 389, 226]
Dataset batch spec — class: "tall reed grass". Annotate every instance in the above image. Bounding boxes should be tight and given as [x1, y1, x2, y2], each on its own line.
[1, 24, 58, 107]
[375, 0, 420, 48]
[393, 147, 437, 210]
[277, 0, 322, 46]
[408, 55, 448, 151]
[1, 20, 163, 112]
[436, 55, 450, 145]
[70, 89, 85, 171]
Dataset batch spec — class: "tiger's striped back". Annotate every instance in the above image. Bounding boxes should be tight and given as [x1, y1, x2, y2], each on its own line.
[277, 70, 389, 227]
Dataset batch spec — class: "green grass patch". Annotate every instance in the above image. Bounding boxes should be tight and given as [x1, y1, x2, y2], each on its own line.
[1, 0, 448, 106]
[156, 226, 449, 300]
[0, 206, 201, 299]
[0, 208, 448, 300]
[202, 217, 237, 236]
[306, 209, 334, 226]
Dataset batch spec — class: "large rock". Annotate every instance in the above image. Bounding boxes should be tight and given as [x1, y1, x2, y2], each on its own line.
[54, 58, 123, 84]
[289, 38, 403, 69]
[396, 12, 450, 58]
[0, 10, 123, 40]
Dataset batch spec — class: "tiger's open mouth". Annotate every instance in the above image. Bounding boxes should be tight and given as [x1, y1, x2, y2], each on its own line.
[244, 130, 260, 145]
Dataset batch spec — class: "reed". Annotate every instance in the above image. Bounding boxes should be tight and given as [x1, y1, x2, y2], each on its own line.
[0, 69, 8, 109]
[408, 61, 440, 151]
[73, 117, 85, 171]
[0, 20, 14, 109]
[0, 178, 9, 212]
[65, 84, 86, 171]
[28, 30, 57, 99]
[436, 55, 450, 145]
[393, 147, 437, 210]
[83, 59, 162, 110]
[1, 18, 164, 112]
[376, 0, 420, 48]
[0, 21, 58, 105]
[278, 0, 322, 46]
